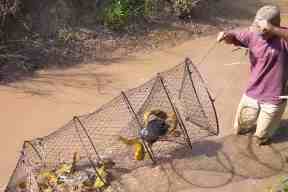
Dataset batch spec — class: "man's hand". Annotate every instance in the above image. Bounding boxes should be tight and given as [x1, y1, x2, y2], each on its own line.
[217, 31, 227, 42]
[217, 31, 237, 44]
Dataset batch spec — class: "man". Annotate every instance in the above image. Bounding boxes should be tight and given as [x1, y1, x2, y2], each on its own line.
[217, 5, 288, 145]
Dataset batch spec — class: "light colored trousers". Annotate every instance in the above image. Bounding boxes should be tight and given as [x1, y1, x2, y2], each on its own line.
[233, 94, 287, 138]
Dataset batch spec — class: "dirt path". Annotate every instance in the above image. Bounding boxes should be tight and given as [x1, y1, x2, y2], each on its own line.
[1, 1, 288, 191]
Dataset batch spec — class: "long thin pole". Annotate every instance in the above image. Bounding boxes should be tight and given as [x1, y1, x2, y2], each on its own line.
[73, 117, 107, 188]
[24, 140, 44, 166]
[178, 62, 188, 100]
[280, 96, 288, 99]
[121, 91, 156, 164]
[73, 116, 101, 161]
[186, 58, 219, 135]
[157, 74, 193, 150]
[185, 59, 209, 123]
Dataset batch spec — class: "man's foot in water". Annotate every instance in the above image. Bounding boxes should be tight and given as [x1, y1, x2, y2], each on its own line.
[254, 136, 272, 146]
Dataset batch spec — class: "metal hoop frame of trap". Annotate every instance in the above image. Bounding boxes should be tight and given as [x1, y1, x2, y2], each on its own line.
[5, 119, 110, 192]
[23, 141, 43, 165]
[5, 144, 35, 192]
[73, 116, 109, 187]
[157, 74, 193, 150]
[5, 57, 219, 192]
[119, 74, 195, 164]
[121, 91, 156, 163]
[184, 58, 219, 136]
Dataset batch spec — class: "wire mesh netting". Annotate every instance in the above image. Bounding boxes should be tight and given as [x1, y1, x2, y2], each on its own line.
[5, 57, 219, 192]
[5, 149, 38, 192]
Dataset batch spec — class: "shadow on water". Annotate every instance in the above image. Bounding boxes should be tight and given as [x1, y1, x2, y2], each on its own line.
[153, 134, 288, 191]
[271, 119, 288, 144]
[168, 140, 222, 159]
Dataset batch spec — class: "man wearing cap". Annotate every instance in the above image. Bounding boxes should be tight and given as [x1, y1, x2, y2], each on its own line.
[217, 5, 288, 145]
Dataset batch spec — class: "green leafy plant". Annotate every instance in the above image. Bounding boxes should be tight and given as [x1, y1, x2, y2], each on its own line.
[173, 0, 197, 17]
[100, 0, 154, 30]
[268, 176, 288, 192]
[102, 0, 130, 30]
[279, 176, 288, 192]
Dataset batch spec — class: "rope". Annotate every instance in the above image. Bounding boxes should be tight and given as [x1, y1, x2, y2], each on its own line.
[196, 38, 249, 102]
[212, 47, 248, 101]
[196, 41, 219, 67]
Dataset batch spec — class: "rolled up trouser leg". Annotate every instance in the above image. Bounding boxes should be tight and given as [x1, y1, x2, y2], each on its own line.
[254, 100, 287, 138]
[233, 95, 260, 134]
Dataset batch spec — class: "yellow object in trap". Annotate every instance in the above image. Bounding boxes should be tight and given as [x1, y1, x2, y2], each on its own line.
[55, 163, 72, 176]
[38, 170, 58, 184]
[119, 136, 145, 160]
[94, 165, 108, 189]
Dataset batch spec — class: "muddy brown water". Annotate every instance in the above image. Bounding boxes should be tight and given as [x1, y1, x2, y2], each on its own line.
[0, 37, 245, 179]
[2, 35, 288, 192]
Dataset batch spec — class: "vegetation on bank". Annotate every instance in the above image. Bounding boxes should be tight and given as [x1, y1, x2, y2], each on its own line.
[0, 0, 226, 82]
[99, 0, 204, 30]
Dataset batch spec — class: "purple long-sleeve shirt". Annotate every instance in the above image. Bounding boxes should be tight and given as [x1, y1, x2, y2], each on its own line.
[230, 29, 288, 105]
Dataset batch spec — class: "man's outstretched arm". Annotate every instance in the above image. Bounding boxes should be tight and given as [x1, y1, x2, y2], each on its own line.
[217, 30, 250, 48]
[217, 32, 236, 44]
